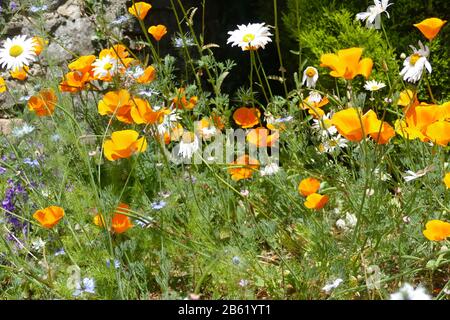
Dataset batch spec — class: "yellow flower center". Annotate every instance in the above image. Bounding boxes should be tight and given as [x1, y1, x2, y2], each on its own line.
[242, 34, 255, 43]
[9, 45, 24, 58]
[306, 67, 316, 77]
[104, 62, 113, 71]
[409, 54, 421, 66]
[371, 85, 379, 91]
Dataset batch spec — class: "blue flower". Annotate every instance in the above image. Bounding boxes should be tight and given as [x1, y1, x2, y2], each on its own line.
[12, 124, 35, 138]
[151, 200, 167, 210]
[23, 158, 39, 167]
[54, 248, 66, 256]
[73, 278, 95, 296]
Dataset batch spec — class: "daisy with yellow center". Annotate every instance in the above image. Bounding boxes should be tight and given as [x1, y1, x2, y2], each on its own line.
[364, 80, 386, 92]
[302, 66, 319, 88]
[0, 35, 37, 70]
[177, 131, 200, 160]
[92, 50, 119, 80]
[400, 41, 432, 83]
[227, 23, 272, 51]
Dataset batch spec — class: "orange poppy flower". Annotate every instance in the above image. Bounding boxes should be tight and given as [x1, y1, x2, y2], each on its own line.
[68, 55, 96, 75]
[444, 173, 450, 189]
[10, 66, 29, 81]
[414, 18, 447, 41]
[0, 76, 6, 93]
[233, 107, 261, 128]
[32, 36, 47, 56]
[425, 120, 450, 146]
[136, 65, 157, 84]
[112, 203, 133, 234]
[33, 206, 65, 229]
[173, 88, 198, 110]
[130, 98, 164, 125]
[59, 71, 91, 92]
[98, 89, 133, 124]
[332, 108, 395, 143]
[128, 2, 152, 20]
[423, 220, 450, 241]
[246, 127, 279, 147]
[298, 177, 321, 197]
[28, 89, 58, 116]
[320, 47, 373, 80]
[362, 110, 396, 144]
[148, 25, 168, 41]
[228, 155, 260, 181]
[304, 193, 329, 210]
[103, 130, 148, 161]
[331, 108, 366, 141]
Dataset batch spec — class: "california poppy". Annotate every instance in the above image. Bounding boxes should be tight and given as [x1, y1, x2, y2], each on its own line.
[28, 88, 58, 116]
[136, 66, 156, 84]
[320, 47, 373, 80]
[246, 127, 279, 147]
[33, 206, 65, 229]
[103, 130, 148, 161]
[112, 203, 133, 233]
[304, 193, 329, 210]
[228, 155, 260, 181]
[32, 36, 47, 56]
[444, 173, 450, 189]
[10, 66, 28, 81]
[128, 2, 152, 20]
[130, 98, 164, 125]
[298, 178, 321, 197]
[98, 89, 133, 124]
[423, 220, 450, 241]
[173, 88, 198, 110]
[148, 25, 168, 41]
[0, 76, 6, 93]
[414, 18, 447, 41]
[233, 107, 260, 128]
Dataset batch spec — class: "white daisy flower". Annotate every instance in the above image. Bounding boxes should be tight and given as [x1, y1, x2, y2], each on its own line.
[227, 23, 272, 51]
[322, 278, 344, 294]
[400, 41, 432, 83]
[364, 80, 386, 91]
[403, 165, 434, 182]
[178, 132, 200, 159]
[302, 66, 319, 88]
[390, 283, 432, 300]
[312, 112, 338, 138]
[356, 0, 393, 29]
[157, 110, 181, 135]
[92, 54, 119, 79]
[260, 162, 280, 176]
[0, 35, 37, 70]
[320, 135, 348, 153]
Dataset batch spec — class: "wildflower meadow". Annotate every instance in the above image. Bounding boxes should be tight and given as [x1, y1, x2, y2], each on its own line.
[0, 0, 449, 301]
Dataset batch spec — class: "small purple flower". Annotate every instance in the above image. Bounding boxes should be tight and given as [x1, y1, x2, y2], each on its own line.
[73, 278, 95, 296]
[54, 248, 66, 256]
[9, 1, 18, 11]
[23, 158, 39, 167]
[0, 167, 6, 175]
[151, 200, 166, 210]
